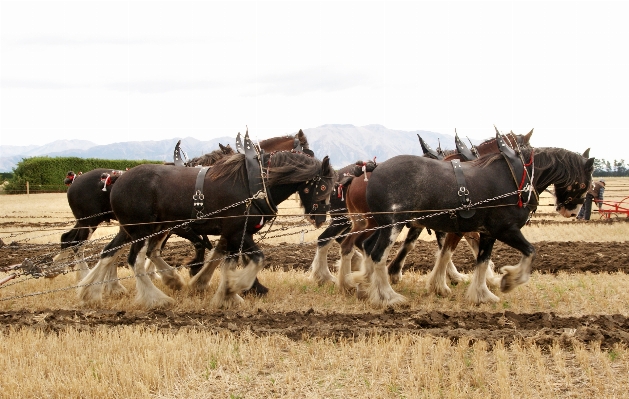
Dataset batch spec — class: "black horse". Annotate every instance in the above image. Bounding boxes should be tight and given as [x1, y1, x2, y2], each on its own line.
[309, 130, 533, 292]
[56, 130, 313, 289]
[78, 150, 335, 309]
[354, 137, 594, 306]
[53, 144, 234, 284]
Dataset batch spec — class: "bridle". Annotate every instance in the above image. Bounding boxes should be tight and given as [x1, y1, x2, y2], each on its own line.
[264, 150, 332, 216]
[559, 181, 587, 206]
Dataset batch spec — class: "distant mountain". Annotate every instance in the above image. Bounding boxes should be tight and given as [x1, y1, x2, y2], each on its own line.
[303, 124, 480, 168]
[0, 125, 482, 172]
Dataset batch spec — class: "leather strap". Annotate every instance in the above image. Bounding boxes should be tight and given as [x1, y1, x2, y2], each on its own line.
[455, 133, 477, 161]
[192, 167, 210, 219]
[235, 132, 244, 153]
[173, 140, 187, 167]
[418, 134, 443, 160]
[244, 131, 277, 215]
[451, 159, 475, 219]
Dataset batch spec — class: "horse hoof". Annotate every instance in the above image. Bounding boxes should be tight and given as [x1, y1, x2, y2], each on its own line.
[212, 293, 244, 309]
[136, 295, 174, 309]
[355, 288, 369, 300]
[500, 275, 514, 293]
[242, 284, 269, 297]
[390, 272, 403, 284]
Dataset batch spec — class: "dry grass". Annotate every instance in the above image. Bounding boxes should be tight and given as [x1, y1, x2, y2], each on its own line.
[3, 267, 629, 317]
[1, 180, 629, 398]
[1, 327, 628, 399]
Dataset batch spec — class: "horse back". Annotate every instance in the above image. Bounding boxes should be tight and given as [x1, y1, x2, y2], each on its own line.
[367, 155, 525, 226]
[66, 168, 115, 222]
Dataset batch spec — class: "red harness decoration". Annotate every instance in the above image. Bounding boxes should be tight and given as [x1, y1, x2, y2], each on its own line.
[518, 150, 534, 208]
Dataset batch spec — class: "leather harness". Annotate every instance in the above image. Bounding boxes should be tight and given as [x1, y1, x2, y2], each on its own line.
[243, 131, 277, 216]
[192, 166, 211, 219]
[455, 133, 478, 161]
[173, 140, 188, 167]
[450, 159, 475, 219]
[417, 134, 443, 160]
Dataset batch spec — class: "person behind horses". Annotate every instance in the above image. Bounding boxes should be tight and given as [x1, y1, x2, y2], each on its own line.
[578, 178, 605, 220]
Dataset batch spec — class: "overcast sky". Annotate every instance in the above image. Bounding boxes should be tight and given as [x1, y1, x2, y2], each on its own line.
[1, 1, 628, 161]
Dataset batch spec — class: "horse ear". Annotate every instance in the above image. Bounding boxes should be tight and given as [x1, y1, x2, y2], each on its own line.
[297, 129, 304, 138]
[219, 143, 227, 153]
[524, 128, 534, 144]
[582, 148, 590, 158]
[585, 157, 595, 170]
[321, 156, 331, 174]
[494, 125, 500, 136]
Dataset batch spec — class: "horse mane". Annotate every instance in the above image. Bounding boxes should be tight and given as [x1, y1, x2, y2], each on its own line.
[530, 147, 593, 188]
[266, 151, 328, 185]
[472, 147, 591, 188]
[207, 153, 247, 182]
[188, 147, 234, 167]
[208, 151, 329, 185]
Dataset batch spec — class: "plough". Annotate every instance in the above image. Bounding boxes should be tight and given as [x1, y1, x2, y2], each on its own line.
[597, 196, 629, 219]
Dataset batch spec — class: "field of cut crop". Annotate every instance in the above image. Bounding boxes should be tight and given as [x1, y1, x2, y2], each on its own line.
[0, 179, 628, 398]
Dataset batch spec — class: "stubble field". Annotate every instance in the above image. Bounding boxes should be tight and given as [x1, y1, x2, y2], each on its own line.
[0, 178, 628, 398]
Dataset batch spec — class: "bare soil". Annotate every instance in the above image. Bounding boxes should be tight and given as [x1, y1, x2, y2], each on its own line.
[1, 219, 628, 349]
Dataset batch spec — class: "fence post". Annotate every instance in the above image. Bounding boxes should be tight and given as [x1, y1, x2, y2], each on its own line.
[26, 181, 29, 197]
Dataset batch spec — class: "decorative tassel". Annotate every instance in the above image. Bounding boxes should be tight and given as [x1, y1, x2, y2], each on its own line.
[255, 217, 264, 229]
[337, 184, 344, 200]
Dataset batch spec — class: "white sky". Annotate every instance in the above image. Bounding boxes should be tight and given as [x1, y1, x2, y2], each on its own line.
[1, 0, 628, 161]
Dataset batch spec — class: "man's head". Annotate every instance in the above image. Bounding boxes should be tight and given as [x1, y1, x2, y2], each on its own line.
[599, 179, 605, 185]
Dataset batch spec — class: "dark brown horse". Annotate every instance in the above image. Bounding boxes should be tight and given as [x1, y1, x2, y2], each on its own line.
[78, 149, 335, 309]
[358, 141, 593, 307]
[54, 130, 311, 292]
[388, 129, 534, 287]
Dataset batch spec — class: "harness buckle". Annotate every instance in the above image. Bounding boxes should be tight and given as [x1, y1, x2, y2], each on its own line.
[193, 190, 204, 202]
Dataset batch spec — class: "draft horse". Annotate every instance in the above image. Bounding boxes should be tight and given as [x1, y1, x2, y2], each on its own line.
[355, 138, 594, 307]
[53, 142, 232, 283]
[388, 129, 534, 287]
[309, 130, 533, 295]
[78, 149, 335, 309]
[55, 130, 311, 285]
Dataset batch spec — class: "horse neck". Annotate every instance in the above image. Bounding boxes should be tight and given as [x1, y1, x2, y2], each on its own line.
[259, 137, 293, 152]
[268, 182, 301, 205]
[475, 134, 520, 157]
[475, 138, 499, 157]
[531, 149, 573, 193]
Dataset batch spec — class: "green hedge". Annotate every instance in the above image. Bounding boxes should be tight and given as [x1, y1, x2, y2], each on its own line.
[3, 156, 161, 194]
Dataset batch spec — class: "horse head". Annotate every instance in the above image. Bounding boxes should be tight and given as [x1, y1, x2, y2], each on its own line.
[296, 156, 335, 228]
[550, 149, 595, 217]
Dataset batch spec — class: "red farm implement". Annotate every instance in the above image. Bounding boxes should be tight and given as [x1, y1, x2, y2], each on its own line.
[596, 196, 629, 219]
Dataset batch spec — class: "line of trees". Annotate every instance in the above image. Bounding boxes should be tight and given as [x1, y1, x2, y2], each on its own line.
[2, 156, 161, 194]
[593, 159, 628, 177]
